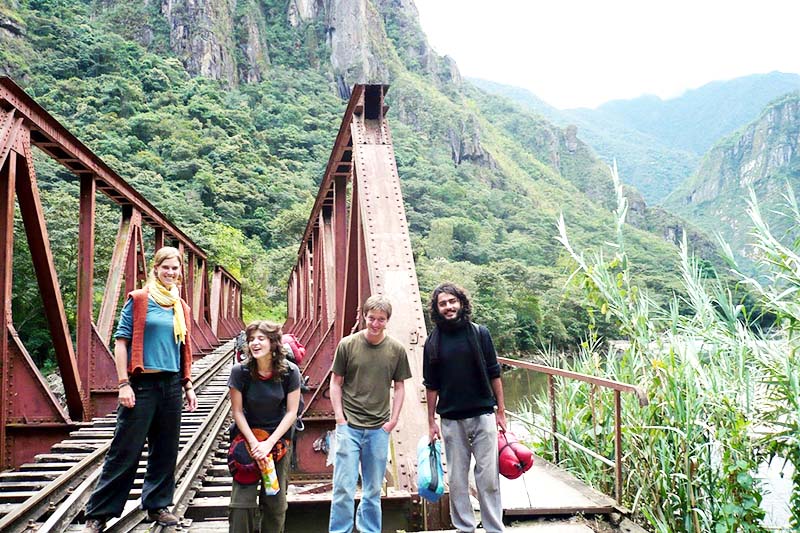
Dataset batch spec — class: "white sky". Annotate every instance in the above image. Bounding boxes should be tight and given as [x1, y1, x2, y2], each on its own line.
[414, 0, 800, 109]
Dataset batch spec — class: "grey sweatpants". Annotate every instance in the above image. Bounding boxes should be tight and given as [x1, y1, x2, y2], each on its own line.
[441, 413, 504, 533]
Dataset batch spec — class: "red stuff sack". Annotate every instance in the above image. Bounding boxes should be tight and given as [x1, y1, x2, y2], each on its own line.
[281, 333, 306, 366]
[498, 431, 534, 480]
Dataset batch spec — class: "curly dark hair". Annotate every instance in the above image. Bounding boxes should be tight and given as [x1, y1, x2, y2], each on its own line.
[244, 320, 289, 381]
[429, 282, 472, 325]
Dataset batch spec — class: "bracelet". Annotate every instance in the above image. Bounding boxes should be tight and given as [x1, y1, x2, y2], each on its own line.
[118, 381, 131, 389]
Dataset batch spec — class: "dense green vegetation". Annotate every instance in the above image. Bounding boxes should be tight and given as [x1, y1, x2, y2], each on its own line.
[474, 73, 800, 204]
[520, 178, 797, 531]
[3, 0, 688, 366]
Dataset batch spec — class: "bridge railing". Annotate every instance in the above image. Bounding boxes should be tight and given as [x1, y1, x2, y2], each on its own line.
[497, 357, 648, 504]
[0, 76, 244, 468]
[498, 357, 648, 505]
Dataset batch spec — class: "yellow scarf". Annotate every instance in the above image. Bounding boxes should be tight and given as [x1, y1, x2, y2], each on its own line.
[148, 279, 188, 344]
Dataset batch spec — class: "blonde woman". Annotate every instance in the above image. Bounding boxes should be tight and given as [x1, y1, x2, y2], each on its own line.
[228, 320, 301, 533]
[82, 246, 197, 533]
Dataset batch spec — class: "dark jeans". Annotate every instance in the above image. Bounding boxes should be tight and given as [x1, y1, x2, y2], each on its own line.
[86, 372, 183, 519]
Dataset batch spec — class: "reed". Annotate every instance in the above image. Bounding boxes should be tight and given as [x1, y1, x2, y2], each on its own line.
[520, 165, 797, 531]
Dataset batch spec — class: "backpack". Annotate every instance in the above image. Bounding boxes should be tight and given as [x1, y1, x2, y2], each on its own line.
[230, 362, 305, 439]
[234, 331, 247, 363]
[281, 333, 306, 366]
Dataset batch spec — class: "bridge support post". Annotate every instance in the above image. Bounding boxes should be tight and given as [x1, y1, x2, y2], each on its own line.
[285, 85, 437, 528]
[0, 115, 18, 468]
[0, 120, 77, 468]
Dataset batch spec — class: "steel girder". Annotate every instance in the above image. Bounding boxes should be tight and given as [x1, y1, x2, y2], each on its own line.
[0, 77, 243, 468]
[286, 85, 441, 526]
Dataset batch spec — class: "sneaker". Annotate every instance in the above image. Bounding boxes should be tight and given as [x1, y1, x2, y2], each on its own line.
[82, 518, 106, 533]
[147, 508, 179, 526]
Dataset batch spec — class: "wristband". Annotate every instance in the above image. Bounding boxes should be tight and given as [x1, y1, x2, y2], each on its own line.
[118, 381, 131, 389]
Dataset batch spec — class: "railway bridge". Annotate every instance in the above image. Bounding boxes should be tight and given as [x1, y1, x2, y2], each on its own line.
[0, 78, 644, 532]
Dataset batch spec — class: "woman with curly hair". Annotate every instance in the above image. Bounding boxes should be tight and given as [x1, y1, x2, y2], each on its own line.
[228, 320, 301, 533]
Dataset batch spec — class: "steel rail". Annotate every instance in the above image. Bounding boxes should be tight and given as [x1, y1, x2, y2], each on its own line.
[103, 384, 231, 533]
[0, 342, 234, 533]
[153, 395, 231, 533]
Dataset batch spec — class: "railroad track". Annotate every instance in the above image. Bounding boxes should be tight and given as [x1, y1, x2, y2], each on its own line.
[0, 340, 235, 533]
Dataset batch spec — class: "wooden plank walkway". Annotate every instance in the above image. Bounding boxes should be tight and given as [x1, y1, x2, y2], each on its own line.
[175, 520, 598, 532]
[500, 455, 616, 516]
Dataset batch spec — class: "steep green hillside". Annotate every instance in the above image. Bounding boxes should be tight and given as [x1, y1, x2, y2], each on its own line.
[1, 0, 689, 362]
[589, 72, 800, 154]
[664, 91, 800, 268]
[474, 73, 800, 204]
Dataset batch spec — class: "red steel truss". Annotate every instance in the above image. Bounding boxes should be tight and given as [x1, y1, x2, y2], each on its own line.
[0, 77, 244, 468]
[285, 85, 444, 526]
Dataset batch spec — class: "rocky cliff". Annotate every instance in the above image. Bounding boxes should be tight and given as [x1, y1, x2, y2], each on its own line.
[665, 92, 800, 264]
[89, 0, 501, 166]
[94, 0, 411, 91]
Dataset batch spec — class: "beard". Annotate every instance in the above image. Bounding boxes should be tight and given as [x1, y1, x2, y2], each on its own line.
[436, 307, 467, 331]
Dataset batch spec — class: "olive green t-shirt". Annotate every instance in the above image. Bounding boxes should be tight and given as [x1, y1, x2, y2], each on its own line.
[332, 331, 412, 429]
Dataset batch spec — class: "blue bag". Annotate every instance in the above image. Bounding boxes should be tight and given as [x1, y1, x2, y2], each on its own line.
[416, 435, 445, 502]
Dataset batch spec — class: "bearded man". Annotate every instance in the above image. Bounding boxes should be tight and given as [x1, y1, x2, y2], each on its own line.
[423, 282, 507, 533]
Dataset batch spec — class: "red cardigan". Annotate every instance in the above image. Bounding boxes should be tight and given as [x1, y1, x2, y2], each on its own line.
[128, 287, 193, 384]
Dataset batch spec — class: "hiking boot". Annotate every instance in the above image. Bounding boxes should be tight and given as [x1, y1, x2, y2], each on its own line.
[147, 508, 179, 526]
[82, 518, 106, 533]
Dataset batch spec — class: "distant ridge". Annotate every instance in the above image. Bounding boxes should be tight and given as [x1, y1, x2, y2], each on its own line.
[582, 71, 800, 154]
[472, 72, 800, 203]
[664, 90, 800, 268]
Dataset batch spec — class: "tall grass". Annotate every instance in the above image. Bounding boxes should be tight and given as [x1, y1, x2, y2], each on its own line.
[521, 166, 800, 531]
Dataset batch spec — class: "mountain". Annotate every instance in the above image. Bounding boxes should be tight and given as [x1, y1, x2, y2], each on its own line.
[1, 0, 703, 359]
[587, 72, 800, 154]
[473, 73, 800, 204]
[664, 91, 800, 267]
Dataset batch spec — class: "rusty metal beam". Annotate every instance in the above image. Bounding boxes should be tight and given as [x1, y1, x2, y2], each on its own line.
[97, 207, 137, 343]
[286, 85, 431, 515]
[210, 265, 244, 338]
[0, 77, 206, 259]
[16, 136, 85, 419]
[76, 175, 95, 402]
[0, 136, 16, 470]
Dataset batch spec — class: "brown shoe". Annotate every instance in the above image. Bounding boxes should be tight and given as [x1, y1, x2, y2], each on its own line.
[147, 508, 179, 526]
[82, 518, 106, 533]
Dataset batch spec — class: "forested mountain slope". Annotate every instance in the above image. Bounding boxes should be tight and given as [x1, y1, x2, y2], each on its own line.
[1, 0, 696, 361]
[474, 72, 800, 204]
[665, 91, 800, 268]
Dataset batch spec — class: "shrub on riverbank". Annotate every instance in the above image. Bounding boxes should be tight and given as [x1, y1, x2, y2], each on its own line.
[521, 169, 800, 531]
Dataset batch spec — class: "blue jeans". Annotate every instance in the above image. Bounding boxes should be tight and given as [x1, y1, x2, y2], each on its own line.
[329, 423, 390, 533]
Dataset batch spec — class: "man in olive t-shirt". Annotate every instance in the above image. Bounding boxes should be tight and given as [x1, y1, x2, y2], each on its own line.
[328, 295, 412, 533]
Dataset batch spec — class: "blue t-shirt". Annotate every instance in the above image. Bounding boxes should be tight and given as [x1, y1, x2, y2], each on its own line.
[115, 297, 181, 373]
